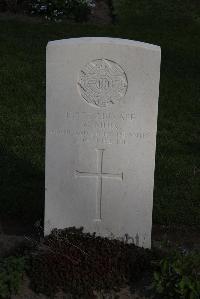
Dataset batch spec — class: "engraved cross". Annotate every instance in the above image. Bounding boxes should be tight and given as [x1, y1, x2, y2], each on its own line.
[75, 149, 123, 221]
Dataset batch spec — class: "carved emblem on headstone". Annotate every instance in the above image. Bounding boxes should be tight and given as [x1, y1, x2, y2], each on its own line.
[78, 59, 128, 107]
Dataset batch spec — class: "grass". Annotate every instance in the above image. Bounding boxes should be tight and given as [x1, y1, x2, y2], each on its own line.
[0, 0, 199, 226]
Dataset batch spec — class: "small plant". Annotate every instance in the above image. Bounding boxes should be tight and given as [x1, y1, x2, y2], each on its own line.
[31, 0, 94, 22]
[151, 251, 200, 299]
[0, 256, 26, 299]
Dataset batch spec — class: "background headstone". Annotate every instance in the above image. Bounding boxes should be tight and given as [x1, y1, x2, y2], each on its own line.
[45, 37, 161, 248]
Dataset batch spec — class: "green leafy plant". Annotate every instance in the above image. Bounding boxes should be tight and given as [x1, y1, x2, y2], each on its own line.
[0, 256, 26, 299]
[31, 0, 94, 22]
[151, 251, 200, 299]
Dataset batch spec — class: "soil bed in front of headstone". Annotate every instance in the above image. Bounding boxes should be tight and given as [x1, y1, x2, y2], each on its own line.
[2, 225, 200, 298]
[25, 227, 155, 299]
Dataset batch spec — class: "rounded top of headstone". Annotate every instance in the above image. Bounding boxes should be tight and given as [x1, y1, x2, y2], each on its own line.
[47, 37, 161, 52]
[77, 58, 128, 108]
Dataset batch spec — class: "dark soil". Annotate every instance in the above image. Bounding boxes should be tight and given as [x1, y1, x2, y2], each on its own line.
[1, 219, 199, 298]
[152, 225, 200, 251]
[89, 0, 112, 25]
[27, 227, 153, 299]
[12, 276, 148, 298]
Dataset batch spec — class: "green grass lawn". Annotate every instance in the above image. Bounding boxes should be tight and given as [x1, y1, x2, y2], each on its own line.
[0, 0, 199, 227]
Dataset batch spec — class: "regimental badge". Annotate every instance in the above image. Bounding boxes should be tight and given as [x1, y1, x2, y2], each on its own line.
[78, 59, 128, 108]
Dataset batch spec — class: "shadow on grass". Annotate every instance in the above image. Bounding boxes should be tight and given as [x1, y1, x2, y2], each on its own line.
[0, 146, 44, 231]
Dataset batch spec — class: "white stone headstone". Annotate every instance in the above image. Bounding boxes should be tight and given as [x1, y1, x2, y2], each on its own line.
[45, 37, 161, 248]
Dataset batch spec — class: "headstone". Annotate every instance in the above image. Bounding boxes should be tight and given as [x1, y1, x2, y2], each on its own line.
[45, 37, 161, 248]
